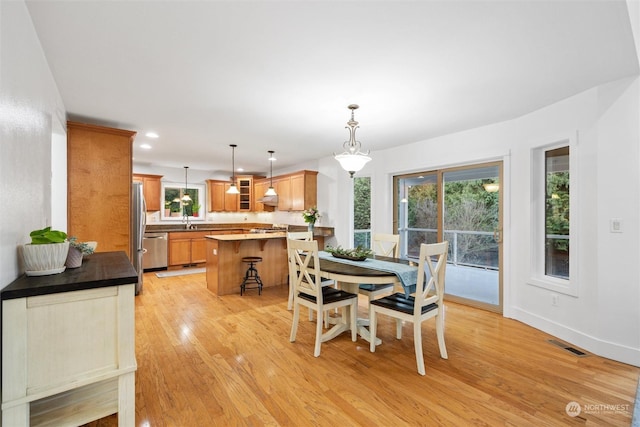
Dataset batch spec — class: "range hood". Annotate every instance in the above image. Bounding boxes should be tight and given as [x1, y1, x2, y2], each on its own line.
[257, 195, 279, 206]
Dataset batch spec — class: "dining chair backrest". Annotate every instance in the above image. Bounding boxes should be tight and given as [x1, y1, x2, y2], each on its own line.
[415, 241, 448, 310]
[287, 231, 313, 242]
[287, 238, 322, 300]
[372, 233, 400, 258]
[286, 231, 312, 305]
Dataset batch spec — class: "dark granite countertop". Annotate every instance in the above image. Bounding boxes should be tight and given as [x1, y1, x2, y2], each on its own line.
[145, 223, 334, 237]
[145, 224, 249, 233]
[2, 251, 138, 300]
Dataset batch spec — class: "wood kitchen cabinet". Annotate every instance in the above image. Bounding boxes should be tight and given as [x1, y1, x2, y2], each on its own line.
[208, 172, 315, 213]
[207, 180, 237, 212]
[133, 173, 162, 211]
[253, 179, 275, 212]
[237, 176, 253, 211]
[276, 170, 318, 211]
[207, 176, 263, 212]
[169, 231, 210, 266]
[67, 121, 136, 258]
[275, 177, 291, 211]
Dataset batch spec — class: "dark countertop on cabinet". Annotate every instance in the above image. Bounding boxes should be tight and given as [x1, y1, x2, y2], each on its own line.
[145, 223, 334, 238]
[2, 251, 137, 300]
[145, 224, 249, 233]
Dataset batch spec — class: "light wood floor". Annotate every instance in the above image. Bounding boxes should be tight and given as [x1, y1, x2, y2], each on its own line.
[85, 271, 639, 426]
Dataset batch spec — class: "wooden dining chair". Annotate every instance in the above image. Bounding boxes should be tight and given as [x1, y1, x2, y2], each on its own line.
[287, 238, 358, 357]
[286, 231, 336, 326]
[287, 231, 333, 310]
[358, 233, 400, 302]
[286, 231, 315, 310]
[368, 241, 449, 375]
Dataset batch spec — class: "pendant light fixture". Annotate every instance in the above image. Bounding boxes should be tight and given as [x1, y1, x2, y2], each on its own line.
[264, 150, 277, 196]
[181, 166, 192, 203]
[334, 104, 371, 178]
[483, 180, 500, 193]
[226, 144, 240, 194]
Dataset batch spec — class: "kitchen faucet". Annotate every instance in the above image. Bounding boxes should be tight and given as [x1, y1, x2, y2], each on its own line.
[182, 212, 195, 229]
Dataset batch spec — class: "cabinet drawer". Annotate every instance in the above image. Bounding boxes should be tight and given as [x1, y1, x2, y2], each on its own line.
[169, 231, 209, 240]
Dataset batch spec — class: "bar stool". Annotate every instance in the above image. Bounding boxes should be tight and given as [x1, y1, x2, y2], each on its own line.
[240, 256, 263, 295]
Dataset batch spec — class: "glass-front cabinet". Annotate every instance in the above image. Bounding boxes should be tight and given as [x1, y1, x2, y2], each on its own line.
[238, 176, 253, 211]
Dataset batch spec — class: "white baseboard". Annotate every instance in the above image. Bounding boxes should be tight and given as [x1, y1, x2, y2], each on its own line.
[510, 306, 640, 367]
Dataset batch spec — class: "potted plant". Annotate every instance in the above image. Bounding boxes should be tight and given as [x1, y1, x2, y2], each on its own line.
[164, 201, 171, 217]
[65, 237, 97, 268]
[22, 227, 70, 276]
[191, 202, 201, 217]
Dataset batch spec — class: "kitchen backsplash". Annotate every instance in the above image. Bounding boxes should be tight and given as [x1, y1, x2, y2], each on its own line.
[146, 209, 329, 227]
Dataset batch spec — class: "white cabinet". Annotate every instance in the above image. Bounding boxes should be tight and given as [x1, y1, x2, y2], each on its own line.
[1, 252, 137, 426]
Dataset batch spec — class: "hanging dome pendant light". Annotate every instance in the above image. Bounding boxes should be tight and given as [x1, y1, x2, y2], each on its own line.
[265, 150, 277, 196]
[334, 104, 371, 178]
[227, 144, 240, 194]
[181, 166, 192, 203]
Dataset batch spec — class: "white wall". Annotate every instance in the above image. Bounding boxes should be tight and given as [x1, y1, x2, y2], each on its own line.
[0, 1, 66, 289]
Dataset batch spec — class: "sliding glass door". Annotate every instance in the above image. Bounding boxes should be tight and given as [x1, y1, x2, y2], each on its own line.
[395, 162, 502, 312]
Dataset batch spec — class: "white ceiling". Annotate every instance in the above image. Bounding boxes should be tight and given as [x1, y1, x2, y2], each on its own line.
[26, 1, 638, 176]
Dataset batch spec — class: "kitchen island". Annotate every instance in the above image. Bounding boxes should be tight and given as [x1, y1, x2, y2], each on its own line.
[205, 232, 289, 296]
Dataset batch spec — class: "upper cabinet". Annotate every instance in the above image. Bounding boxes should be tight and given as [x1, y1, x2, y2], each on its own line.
[274, 170, 318, 211]
[208, 176, 263, 212]
[207, 180, 236, 212]
[133, 174, 162, 211]
[253, 179, 275, 212]
[237, 176, 254, 211]
[67, 121, 136, 257]
[208, 171, 317, 213]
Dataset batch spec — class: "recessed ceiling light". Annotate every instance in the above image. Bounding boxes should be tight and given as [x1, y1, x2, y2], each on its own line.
[140, 143, 152, 150]
[237, 167, 244, 172]
[145, 132, 159, 138]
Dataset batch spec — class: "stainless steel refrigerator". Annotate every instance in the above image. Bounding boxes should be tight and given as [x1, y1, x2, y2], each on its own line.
[131, 182, 147, 295]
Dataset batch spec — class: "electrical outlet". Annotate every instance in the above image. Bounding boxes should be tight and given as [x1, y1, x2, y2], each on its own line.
[551, 294, 559, 306]
[610, 218, 623, 233]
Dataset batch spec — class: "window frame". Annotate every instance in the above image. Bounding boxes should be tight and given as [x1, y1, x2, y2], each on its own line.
[353, 175, 372, 249]
[160, 182, 206, 222]
[528, 134, 579, 296]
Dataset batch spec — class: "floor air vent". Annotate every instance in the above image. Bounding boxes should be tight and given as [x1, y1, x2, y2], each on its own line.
[548, 339, 589, 357]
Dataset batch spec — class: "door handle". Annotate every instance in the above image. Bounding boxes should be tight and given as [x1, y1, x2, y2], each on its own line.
[493, 228, 503, 243]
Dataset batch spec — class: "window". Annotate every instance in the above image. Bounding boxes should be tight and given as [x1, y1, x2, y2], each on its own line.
[529, 137, 577, 296]
[161, 182, 205, 221]
[353, 177, 371, 248]
[395, 173, 439, 259]
[545, 147, 570, 279]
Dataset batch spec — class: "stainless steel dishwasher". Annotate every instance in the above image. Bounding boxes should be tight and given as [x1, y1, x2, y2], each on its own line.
[143, 232, 168, 271]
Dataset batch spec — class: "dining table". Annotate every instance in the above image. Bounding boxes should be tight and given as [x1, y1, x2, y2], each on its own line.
[313, 251, 419, 344]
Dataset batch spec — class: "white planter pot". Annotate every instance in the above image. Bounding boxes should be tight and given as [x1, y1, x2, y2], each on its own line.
[22, 241, 70, 276]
